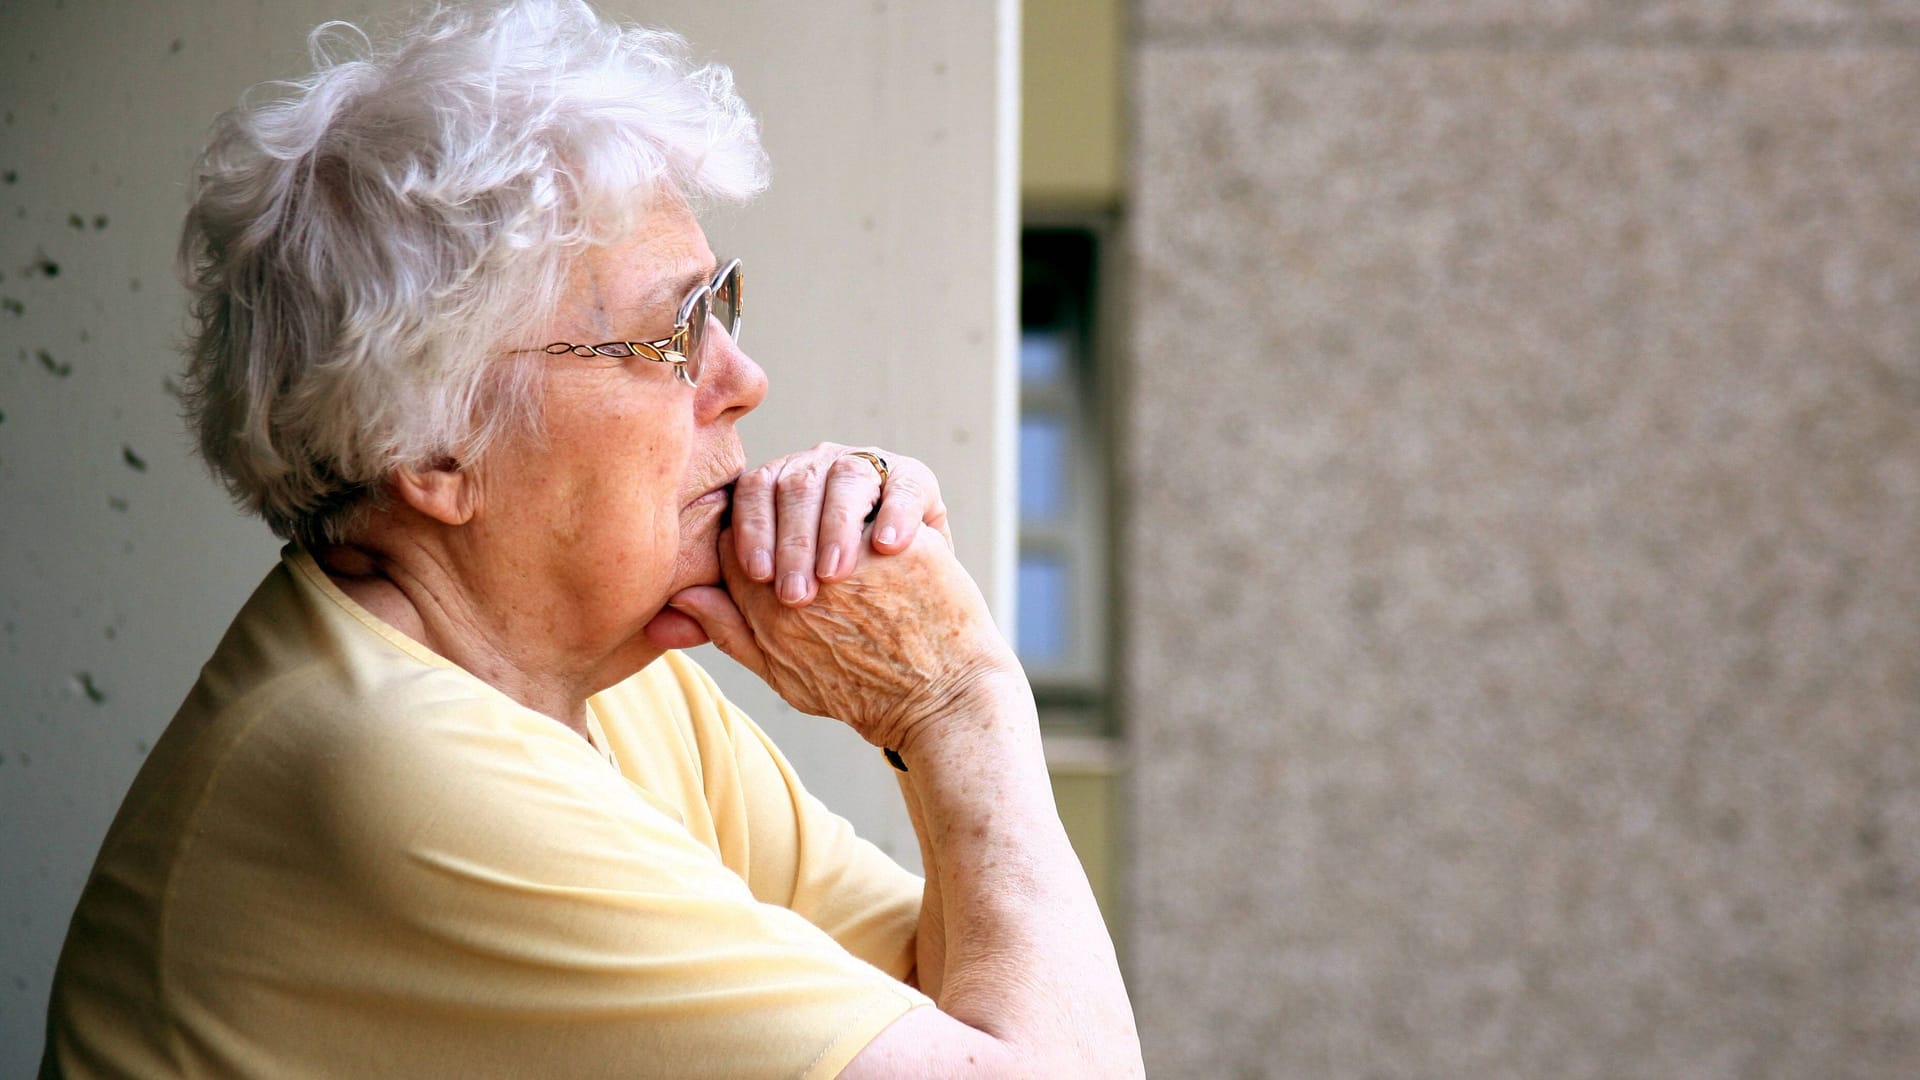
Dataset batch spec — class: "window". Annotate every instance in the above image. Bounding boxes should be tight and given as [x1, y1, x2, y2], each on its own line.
[1017, 225, 1111, 732]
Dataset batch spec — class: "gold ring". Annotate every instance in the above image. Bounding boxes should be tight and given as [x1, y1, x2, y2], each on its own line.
[846, 450, 889, 484]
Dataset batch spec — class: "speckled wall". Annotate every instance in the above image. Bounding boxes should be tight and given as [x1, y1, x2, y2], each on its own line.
[0, 2, 1015, 1072]
[0, 9, 299, 1067]
[1124, 4, 1920, 1078]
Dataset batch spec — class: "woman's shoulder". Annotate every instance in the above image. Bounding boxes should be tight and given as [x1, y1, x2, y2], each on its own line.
[171, 552, 533, 770]
[142, 553, 606, 860]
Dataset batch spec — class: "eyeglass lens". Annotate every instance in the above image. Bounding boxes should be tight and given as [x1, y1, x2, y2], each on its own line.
[682, 262, 743, 385]
[712, 263, 741, 343]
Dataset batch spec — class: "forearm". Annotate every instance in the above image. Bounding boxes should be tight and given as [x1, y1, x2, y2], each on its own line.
[672, 521, 1137, 1073]
[894, 672, 1142, 1076]
[896, 770, 947, 1002]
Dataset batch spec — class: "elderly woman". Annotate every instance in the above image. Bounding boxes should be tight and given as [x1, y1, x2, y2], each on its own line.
[40, 2, 1140, 1078]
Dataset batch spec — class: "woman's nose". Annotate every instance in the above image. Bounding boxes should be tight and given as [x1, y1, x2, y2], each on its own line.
[698, 322, 767, 421]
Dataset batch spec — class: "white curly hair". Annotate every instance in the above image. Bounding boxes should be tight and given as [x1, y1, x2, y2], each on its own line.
[180, 0, 768, 545]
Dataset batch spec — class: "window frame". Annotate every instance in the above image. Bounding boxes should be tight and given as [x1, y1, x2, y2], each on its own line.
[1016, 213, 1122, 736]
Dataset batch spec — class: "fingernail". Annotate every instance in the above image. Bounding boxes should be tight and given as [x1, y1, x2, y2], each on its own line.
[749, 548, 773, 580]
[877, 526, 897, 547]
[819, 544, 842, 578]
[779, 572, 806, 604]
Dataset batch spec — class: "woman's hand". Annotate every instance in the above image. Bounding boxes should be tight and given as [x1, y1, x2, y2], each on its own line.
[665, 526, 1019, 753]
[728, 443, 950, 607]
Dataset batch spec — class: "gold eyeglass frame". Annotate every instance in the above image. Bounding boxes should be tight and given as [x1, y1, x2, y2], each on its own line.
[527, 258, 742, 387]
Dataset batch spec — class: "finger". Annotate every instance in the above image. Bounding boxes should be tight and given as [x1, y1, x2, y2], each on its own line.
[667, 538, 774, 677]
[640, 605, 711, 651]
[816, 454, 885, 582]
[730, 462, 780, 582]
[773, 452, 832, 606]
[716, 525, 760, 595]
[664, 585, 768, 676]
[869, 458, 951, 554]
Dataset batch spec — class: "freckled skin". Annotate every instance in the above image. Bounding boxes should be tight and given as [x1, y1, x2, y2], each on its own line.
[702, 526, 1016, 754]
[456, 197, 763, 696]
[688, 520, 1148, 1076]
[319, 195, 768, 730]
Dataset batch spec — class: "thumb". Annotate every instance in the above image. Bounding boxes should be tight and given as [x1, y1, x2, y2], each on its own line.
[661, 584, 769, 679]
[640, 604, 711, 651]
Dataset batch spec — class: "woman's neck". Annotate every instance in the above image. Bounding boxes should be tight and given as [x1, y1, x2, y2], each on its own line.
[308, 536, 637, 740]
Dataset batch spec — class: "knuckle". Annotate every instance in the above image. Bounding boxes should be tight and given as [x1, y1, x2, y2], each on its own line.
[820, 504, 863, 532]
[778, 457, 828, 491]
[735, 465, 776, 496]
[734, 500, 774, 529]
[827, 457, 874, 486]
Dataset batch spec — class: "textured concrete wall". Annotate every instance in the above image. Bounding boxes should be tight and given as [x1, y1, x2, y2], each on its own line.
[1125, 4, 1920, 1078]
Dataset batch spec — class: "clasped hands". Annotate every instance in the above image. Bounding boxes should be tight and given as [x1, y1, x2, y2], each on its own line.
[656, 442, 1019, 752]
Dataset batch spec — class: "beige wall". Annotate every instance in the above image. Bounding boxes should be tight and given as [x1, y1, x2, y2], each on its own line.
[1125, 3, 1920, 1078]
[0, 2, 1015, 1071]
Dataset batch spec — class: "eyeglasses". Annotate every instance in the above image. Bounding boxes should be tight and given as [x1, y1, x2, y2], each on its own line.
[530, 258, 742, 387]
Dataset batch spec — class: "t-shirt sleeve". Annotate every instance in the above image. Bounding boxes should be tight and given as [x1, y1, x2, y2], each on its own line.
[305, 692, 931, 1080]
[653, 653, 926, 983]
[726, 695, 926, 980]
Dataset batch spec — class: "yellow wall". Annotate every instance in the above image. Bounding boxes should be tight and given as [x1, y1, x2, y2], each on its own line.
[1051, 768, 1120, 939]
[1025, 0, 1125, 947]
[1021, 0, 1123, 207]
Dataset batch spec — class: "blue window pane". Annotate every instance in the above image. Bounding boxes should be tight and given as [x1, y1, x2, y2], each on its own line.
[1019, 412, 1068, 523]
[1020, 329, 1068, 385]
[1017, 553, 1070, 664]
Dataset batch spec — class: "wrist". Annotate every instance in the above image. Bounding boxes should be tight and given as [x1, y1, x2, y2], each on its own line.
[891, 663, 1038, 767]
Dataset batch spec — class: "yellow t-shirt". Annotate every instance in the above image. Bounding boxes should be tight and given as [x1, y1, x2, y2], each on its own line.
[42, 547, 930, 1079]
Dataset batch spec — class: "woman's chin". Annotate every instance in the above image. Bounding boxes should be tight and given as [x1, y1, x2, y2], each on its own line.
[670, 539, 724, 592]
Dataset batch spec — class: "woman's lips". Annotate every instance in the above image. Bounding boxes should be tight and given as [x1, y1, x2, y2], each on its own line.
[689, 481, 736, 527]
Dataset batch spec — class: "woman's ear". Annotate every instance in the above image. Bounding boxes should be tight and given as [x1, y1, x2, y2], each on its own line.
[390, 456, 479, 526]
